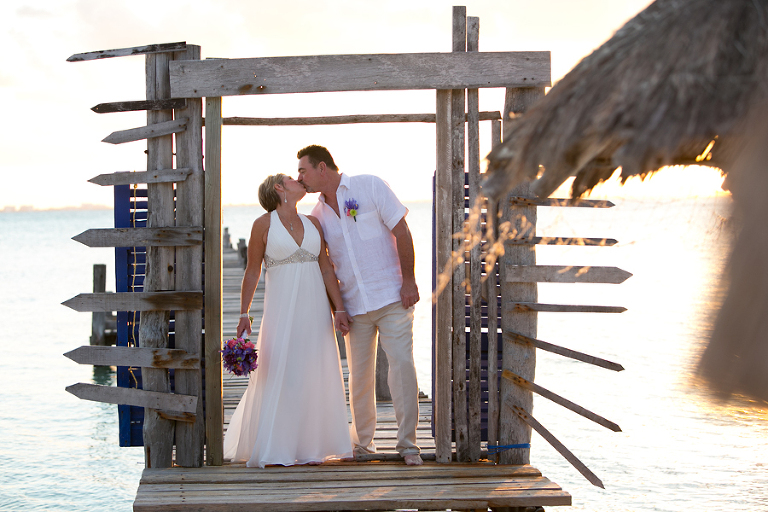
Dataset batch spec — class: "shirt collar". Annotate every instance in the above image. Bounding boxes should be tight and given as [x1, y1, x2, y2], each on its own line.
[319, 173, 349, 204]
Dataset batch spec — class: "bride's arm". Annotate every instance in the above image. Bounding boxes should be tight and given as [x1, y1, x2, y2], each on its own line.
[237, 215, 269, 338]
[308, 216, 352, 335]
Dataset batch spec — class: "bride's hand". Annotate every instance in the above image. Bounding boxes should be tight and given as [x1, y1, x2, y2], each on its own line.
[237, 316, 252, 339]
[334, 311, 353, 336]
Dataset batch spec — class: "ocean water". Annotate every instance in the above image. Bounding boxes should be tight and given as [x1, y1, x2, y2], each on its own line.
[1, 196, 766, 511]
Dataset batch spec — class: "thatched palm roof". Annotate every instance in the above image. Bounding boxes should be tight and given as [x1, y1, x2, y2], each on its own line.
[483, 0, 768, 200]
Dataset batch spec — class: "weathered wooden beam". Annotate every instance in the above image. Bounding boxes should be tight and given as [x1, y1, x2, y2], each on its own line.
[91, 98, 187, 114]
[88, 168, 192, 186]
[64, 346, 200, 369]
[505, 265, 632, 284]
[67, 42, 187, 62]
[72, 227, 203, 248]
[486, 115, 502, 453]
[507, 402, 605, 489]
[66, 383, 197, 413]
[507, 303, 626, 313]
[62, 291, 203, 312]
[505, 236, 618, 247]
[504, 331, 624, 371]
[218, 111, 502, 126]
[510, 197, 614, 208]
[502, 369, 621, 432]
[102, 118, 187, 145]
[169, 51, 551, 98]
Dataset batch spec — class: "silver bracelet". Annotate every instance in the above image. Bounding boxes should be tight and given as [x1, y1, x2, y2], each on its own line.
[240, 313, 250, 319]
[334, 310, 345, 314]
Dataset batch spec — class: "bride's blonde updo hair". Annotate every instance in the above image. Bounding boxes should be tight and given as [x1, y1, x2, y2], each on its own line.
[258, 173, 287, 212]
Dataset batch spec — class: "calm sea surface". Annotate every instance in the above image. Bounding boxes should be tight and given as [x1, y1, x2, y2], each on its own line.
[1, 197, 766, 511]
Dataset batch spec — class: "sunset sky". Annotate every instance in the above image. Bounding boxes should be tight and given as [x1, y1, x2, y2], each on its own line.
[1, 0, 726, 211]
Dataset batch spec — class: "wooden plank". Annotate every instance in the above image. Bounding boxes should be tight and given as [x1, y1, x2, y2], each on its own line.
[62, 291, 202, 312]
[91, 98, 187, 114]
[451, 5, 468, 463]
[204, 96, 224, 466]
[64, 346, 200, 369]
[508, 303, 626, 313]
[505, 236, 618, 246]
[502, 369, 621, 432]
[89, 168, 192, 186]
[487, 116, 502, 453]
[504, 331, 625, 371]
[219, 111, 502, 125]
[102, 118, 187, 145]
[510, 197, 614, 208]
[169, 51, 551, 98]
[67, 42, 187, 62]
[505, 265, 632, 284]
[90, 264, 107, 346]
[72, 227, 202, 247]
[65, 383, 197, 413]
[507, 403, 605, 489]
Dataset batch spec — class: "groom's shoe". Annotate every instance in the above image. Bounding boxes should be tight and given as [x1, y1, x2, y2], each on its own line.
[403, 453, 423, 466]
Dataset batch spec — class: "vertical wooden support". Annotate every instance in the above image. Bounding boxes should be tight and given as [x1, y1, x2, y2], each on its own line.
[451, 5, 469, 463]
[466, 16, 482, 463]
[486, 119, 502, 452]
[141, 52, 176, 469]
[173, 45, 205, 467]
[434, 89, 453, 464]
[91, 264, 107, 346]
[204, 96, 224, 466]
[498, 87, 545, 466]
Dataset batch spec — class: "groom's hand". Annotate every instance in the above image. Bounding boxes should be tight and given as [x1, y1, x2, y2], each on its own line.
[400, 278, 420, 309]
[334, 311, 353, 336]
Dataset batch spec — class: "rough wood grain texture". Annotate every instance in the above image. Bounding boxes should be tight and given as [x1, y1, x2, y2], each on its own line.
[451, 5, 468, 463]
[434, 89, 453, 464]
[65, 383, 197, 413]
[499, 87, 544, 466]
[67, 42, 186, 62]
[169, 51, 551, 98]
[507, 403, 604, 489]
[204, 96, 224, 466]
[504, 265, 632, 283]
[91, 98, 187, 114]
[62, 291, 203, 312]
[505, 236, 618, 246]
[220, 112, 502, 126]
[510, 197, 615, 208]
[64, 346, 200, 369]
[502, 369, 621, 432]
[90, 264, 107, 346]
[173, 44, 205, 468]
[142, 52, 176, 469]
[88, 168, 192, 186]
[102, 118, 187, 145]
[504, 331, 624, 371]
[487, 117, 502, 452]
[507, 303, 627, 313]
[72, 227, 202, 248]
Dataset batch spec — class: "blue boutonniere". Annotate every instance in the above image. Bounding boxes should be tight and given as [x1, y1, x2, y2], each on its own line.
[344, 198, 359, 222]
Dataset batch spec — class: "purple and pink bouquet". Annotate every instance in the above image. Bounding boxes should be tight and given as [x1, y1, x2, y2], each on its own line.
[221, 336, 258, 376]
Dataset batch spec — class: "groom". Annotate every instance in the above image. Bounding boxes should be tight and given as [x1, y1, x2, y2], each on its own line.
[297, 145, 423, 466]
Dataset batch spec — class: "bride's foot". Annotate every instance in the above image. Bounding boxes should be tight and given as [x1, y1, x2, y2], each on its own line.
[403, 454, 423, 466]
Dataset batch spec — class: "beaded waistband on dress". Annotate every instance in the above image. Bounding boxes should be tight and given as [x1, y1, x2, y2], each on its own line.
[264, 248, 318, 268]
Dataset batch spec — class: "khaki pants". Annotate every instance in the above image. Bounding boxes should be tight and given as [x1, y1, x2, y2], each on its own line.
[345, 301, 420, 456]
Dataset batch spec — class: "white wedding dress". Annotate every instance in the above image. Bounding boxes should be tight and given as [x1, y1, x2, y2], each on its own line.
[223, 211, 352, 467]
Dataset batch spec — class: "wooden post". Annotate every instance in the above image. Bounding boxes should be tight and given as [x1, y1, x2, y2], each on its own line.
[498, 87, 545, 466]
[173, 44, 205, 468]
[90, 264, 107, 346]
[486, 119, 502, 452]
[204, 96, 224, 466]
[451, 5, 469, 463]
[141, 52, 176, 469]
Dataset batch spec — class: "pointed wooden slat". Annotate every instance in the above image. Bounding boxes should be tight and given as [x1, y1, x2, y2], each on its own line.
[91, 98, 187, 114]
[502, 369, 621, 432]
[67, 42, 187, 62]
[88, 168, 192, 186]
[65, 383, 197, 413]
[102, 118, 187, 145]
[508, 303, 626, 313]
[505, 265, 632, 284]
[509, 197, 614, 208]
[506, 402, 605, 488]
[62, 291, 203, 312]
[72, 227, 202, 247]
[64, 346, 200, 369]
[504, 331, 624, 371]
[218, 111, 502, 126]
[505, 236, 618, 247]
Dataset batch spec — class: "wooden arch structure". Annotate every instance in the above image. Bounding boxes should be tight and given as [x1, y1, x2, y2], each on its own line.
[63, 6, 629, 510]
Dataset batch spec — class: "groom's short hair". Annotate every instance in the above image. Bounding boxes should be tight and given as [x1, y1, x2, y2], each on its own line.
[297, 145, 338, 172]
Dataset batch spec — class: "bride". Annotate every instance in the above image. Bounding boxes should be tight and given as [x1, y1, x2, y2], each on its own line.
[223, 173, 353, 467]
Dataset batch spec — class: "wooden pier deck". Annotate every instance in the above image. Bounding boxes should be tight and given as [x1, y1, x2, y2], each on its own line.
[133, 247, 571, 511]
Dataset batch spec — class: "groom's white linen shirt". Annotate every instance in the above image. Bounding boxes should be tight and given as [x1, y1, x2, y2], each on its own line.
[311, 173, 407, 317]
